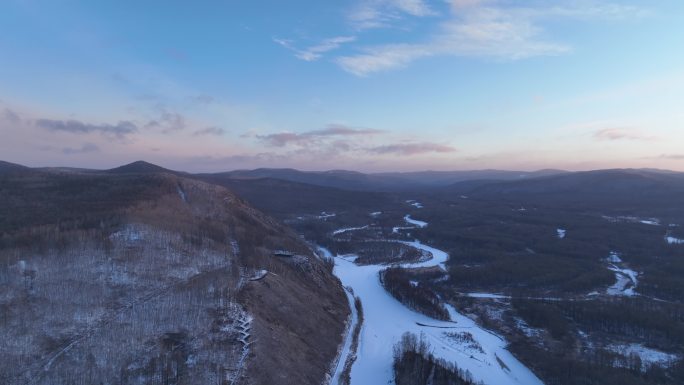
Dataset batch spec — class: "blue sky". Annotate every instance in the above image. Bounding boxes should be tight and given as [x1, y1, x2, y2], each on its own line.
[1, 0, 683, 172]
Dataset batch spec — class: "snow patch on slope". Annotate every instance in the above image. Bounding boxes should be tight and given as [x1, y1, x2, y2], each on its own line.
[318, 212, 336, 220]
[606, 343, 678, 368]
[666, 236, 684, 245]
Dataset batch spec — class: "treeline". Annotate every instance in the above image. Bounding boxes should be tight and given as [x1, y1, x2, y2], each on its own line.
[355, 241, 423, 265]
[639, 254, 684, 302]
[510, 298, 684, 385]
[393, 332, 482, 385]
[447, 252, 613, 295]
[381, 267, 449, 320]
[509, 342, 678, 385]
[315, 239, 423, 265]
[0, 173, 170, 234]
[409, 197, 684, 298]
[339, 296, 364, 385]
[513, 298, 684, 350]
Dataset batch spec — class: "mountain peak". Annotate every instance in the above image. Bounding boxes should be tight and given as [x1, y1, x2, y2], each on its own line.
[106, 160, 171, 174]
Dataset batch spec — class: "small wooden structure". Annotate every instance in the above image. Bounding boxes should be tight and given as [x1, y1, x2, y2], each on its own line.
[273, 250, 295, 258]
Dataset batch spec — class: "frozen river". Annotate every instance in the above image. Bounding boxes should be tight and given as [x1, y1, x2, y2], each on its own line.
[330, 219, 544, 385]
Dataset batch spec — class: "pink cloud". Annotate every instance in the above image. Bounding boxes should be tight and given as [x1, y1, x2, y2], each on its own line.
[368, 142, 457, 155]
[593, 127, 657, 141]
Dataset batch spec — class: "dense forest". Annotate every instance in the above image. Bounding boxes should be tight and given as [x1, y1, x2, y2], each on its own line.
[381, 267, 450, 320]
[393, 332, 482, 385]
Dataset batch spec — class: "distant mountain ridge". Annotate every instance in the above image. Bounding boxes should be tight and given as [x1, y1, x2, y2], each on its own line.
[442, 168, 684, 218]
[0, 160, 31, 175]
[446, 168, 684, 195]
[3, 159, 683, 195]
[207, 167, 570, 191]
[374, 169, 568, 186]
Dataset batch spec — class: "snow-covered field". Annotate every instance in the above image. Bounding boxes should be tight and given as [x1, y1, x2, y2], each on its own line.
[602, 216, 661, 226]
[606, 343, 678, 368]
[404, 215, 427, 228]
[331, 219, 544, 385]
[465, 293, 512, 300]
[392, 226, 414, 234]
[605, 252, 639, 296]
[333, 225, 369, 236]
[606, 251, 622, 263]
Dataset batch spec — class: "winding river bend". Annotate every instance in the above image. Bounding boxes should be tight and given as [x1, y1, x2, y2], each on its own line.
[327, 218, 544, 385]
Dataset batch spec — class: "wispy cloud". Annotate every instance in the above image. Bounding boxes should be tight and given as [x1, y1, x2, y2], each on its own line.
[191, 94, 215, 105]
[306, 124, 383, 136]
[349, 0, 437, 30]
[35, 118, 138, 139]
[258, 132, 309, 147]
[144, 110, 186, 133]
[187, 152, 291, 168]
[338, 1, 647, 76]
[62, 142, 100, 155]
[656, 154, 684, 160]
[540, 3, 651, 20]
[3, 108, 21, 124]
[193, 126, 226, 136]
[275, 36, 356, 61]
[257, 124, 383, 147]
[368, 142, 457, 155]
[593, 127, 657, 141]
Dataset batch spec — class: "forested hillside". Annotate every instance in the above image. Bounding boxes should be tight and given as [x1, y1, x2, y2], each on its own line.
[0, 164, 347, 385]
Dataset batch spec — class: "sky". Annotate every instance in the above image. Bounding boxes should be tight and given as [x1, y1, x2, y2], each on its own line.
[1, 0, 683, 172]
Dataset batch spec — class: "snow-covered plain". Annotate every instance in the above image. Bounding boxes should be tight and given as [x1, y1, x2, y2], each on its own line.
[332, 220, 544, 385]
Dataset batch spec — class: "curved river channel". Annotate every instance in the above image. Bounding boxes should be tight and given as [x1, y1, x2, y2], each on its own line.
[325, 217, 544, 385]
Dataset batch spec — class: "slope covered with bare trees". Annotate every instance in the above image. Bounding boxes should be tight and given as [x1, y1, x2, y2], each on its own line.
[0, 164, 348, 385]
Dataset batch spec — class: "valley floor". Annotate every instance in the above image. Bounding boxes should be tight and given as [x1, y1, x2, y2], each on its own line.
[329, 218, 544, 385]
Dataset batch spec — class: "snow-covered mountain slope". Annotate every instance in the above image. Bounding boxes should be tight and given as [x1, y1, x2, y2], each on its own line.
[0, 168, 347, 385]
